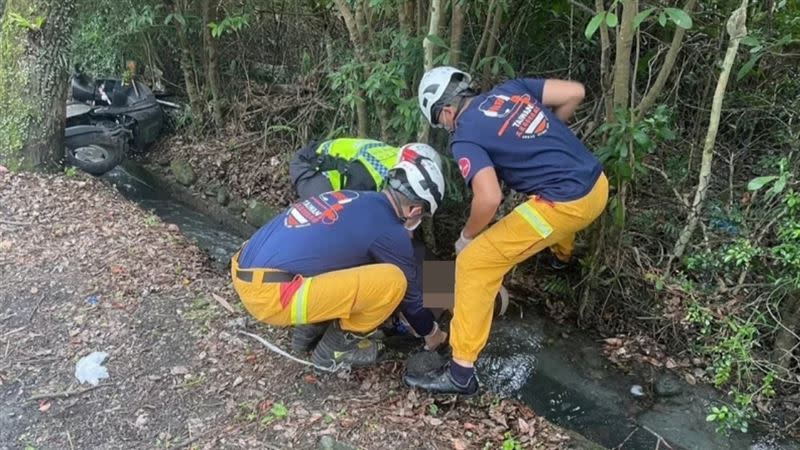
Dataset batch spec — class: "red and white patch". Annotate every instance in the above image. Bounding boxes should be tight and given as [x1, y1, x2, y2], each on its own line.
[458, 157, 471, 179]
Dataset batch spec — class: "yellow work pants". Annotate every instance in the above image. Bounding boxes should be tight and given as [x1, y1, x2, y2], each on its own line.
[230, 252, 407, 333]
[451, 173, 609, 363]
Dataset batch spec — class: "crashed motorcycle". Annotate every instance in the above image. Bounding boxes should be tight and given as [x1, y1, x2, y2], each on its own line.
[65, 72, 164, 175]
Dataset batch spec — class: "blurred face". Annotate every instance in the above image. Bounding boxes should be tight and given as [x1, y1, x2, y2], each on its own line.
[402, 204, 425, 231]
[437, 105, 458, 132]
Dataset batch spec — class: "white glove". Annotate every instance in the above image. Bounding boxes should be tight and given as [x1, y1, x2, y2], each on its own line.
[454, 230, 473, 255]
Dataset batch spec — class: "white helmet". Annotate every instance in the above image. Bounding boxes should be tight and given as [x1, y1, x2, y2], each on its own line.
[418, 66, 472, 128]
[398, 142, 443, 171]
[386, 156, 446, 216]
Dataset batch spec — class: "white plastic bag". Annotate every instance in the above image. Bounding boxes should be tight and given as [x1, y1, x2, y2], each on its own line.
[75, 351, 110, 386]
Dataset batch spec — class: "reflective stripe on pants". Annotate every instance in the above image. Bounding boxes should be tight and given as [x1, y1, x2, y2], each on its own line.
[450, 173, 609, 363]
[230, 252, 408, 333]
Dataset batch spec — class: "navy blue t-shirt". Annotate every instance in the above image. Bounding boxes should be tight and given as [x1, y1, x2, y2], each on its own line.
[237, 190, 433, 334]
[452, 78, 602, 201]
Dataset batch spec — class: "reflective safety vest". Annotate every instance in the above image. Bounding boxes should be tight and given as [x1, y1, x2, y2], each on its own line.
[315, 138, 400, 191]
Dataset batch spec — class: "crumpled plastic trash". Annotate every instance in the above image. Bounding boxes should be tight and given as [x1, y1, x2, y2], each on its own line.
[75, 351, 110, 386]
[630, 384, 645, 397]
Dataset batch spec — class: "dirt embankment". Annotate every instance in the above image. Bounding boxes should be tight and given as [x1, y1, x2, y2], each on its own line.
[0, 169, 596, 449]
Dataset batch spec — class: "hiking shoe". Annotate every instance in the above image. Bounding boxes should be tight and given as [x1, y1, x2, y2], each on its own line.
[403, 363, 479, 396]
[291, 321, 331, 353]
[311, 322, 383, 369]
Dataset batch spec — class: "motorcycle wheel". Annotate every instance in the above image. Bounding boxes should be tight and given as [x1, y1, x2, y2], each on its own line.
[65, 144, 124, 176]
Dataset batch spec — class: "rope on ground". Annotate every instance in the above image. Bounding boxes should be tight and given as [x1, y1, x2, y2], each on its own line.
[237, 329, 340, 373]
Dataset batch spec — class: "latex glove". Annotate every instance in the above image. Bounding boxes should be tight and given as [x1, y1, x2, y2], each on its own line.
[495, 285, 509, 316]
[423, 322, 448, 351]
[454, 230, 473, 256]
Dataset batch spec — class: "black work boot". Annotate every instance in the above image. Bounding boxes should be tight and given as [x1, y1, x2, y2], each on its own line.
[403, 362, 479, 396]
[311, 321, 383, 369]
[291, 321, 331, 353]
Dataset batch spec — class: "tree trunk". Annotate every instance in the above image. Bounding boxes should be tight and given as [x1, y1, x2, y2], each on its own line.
[332, 0, 369, 136]
[202, 0, 224, 131]
[399, 0, 412, 33]
[596, 0, 613, 121]
[422, 0, 442, 74]
[173, 1, 204, 125]
[670, 0, 748, 266]
[635, 0, 697, 120]
[772, 290, 800, 371]
[417, 0, 443, 142]
[481, 1, 504, 81]
[0, 0, 75, 171]
[470, 0, 497, 74]
[449, 0, 465, 66]
[611, 0, 638, 113]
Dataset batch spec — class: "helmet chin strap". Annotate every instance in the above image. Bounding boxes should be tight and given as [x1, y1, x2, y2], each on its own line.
[387, 188, 422, 227]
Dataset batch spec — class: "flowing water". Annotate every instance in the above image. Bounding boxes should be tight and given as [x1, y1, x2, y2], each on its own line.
[103, 163, 799, 450]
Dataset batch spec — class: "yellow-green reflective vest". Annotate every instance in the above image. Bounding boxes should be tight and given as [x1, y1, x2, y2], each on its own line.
[315, 138, 400, 191]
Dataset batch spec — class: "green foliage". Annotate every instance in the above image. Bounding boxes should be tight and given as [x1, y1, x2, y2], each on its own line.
[705, 399, 755, 435]
[685, 301, 713, 335]
[722, 239, 759, 268]
[71, 12, 124, 76]
[737, 33, 798, 81]
[208, 13, 250, 39]
[0, 9, 34, 169]
[747, 157, 793, 199]
[7, 12, 45, 31]
[261, 402, 289, 425]
[501, 432, 522, 450]
[584, 3, 692, 40]
[596, 105, 675, 226]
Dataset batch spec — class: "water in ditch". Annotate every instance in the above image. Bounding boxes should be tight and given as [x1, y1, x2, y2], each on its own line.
[103, 163, 798, 450]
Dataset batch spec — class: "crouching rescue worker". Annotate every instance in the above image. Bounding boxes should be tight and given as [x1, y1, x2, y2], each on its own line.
[289, 137, 442, 200]
[231, 154, 449, 369]
[288, 139, 446, 343]
[404, 66, 609, 394]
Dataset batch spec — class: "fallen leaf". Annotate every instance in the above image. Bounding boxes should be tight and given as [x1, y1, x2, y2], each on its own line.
[518, 418, 530, 434]
[427, 417, 443, 426]
[303, 374, 317, 384]
[171, 366, 189, 375]
[463, 422, 478, 430]
[665, 358, 677, 369]
[604, 337, 623, 346]
[211, 293, 235, 314]
[685, 373, 697, 385]
[452, 439, 467, 450]
[38, 400, 51, 412]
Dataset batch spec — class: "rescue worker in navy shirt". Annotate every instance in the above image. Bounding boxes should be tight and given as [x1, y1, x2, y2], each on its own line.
[404, 67, 609, 394]
[230, 154, 448, 368]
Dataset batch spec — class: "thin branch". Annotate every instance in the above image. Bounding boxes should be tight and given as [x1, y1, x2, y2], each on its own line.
[567, 0, 595, 15]
[643, 163, 689, 208]
[0, 219, 32, 226]
[28, 383, 113, 402]
[636, 0, 698, 120]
